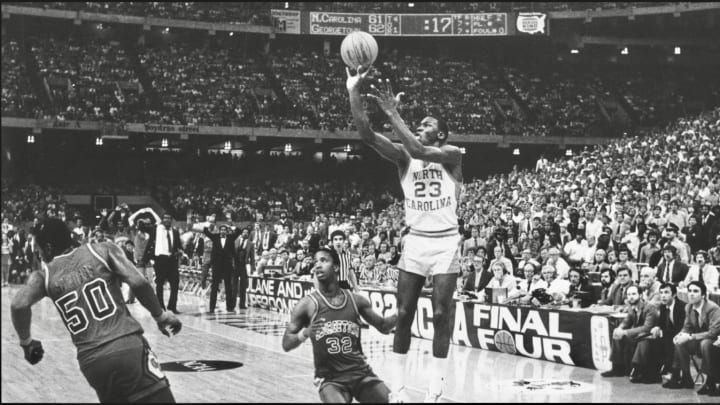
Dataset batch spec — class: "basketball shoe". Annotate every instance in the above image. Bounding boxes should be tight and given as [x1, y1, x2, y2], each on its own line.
[423, 390, 442, 403]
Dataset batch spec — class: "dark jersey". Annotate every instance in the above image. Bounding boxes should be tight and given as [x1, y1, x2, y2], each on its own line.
[44, 242, 143, 361]
[308, 289, 369, 379]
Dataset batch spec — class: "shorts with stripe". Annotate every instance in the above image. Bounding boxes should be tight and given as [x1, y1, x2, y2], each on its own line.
[397, 227, 462, 278]
[316, 366, 384, 399]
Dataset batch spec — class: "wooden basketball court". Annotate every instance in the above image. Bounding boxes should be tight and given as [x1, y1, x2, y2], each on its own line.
[1, 286, 712, 403]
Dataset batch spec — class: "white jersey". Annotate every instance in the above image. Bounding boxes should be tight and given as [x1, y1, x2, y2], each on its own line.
[401, 158, 461, 233]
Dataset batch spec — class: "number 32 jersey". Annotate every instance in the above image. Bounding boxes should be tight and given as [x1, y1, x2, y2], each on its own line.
[401, 158, 461, 232]
[44, 242, 143, 359]
[308, 290, 368, 379]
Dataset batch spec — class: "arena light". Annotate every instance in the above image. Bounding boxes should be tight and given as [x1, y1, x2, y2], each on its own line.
[229, 32, 234, 37]
[344, 144, 351, 153]
[284, 2, 289, 8]
[621, 47, 629, 55]
[95, 137, 103, 146]
[284, 143, 292, 153]
[512, 148, 520, 156]
[96, 23, 103, 30]
[565, 148, 573, 157]
[163, 27, 170, 34]
[408, 3, 415, 7]
[459, 147, 466, 154]
[161, 137, 168, 148]
[224, 141, 232, 150]
[674, 46, 681, 55]
[570, 49, 579, 54]
[27, 135, 35, 144]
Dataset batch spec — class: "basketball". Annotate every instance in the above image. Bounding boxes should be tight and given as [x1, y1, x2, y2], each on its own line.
[340, 31, 378, 70]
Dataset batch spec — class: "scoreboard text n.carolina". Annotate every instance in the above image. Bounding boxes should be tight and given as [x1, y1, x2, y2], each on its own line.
[271, 10, 548, 37]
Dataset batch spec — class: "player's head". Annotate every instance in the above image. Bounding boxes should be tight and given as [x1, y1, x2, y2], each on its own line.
[415, 116, 449, 146]
[313, 247, 340, 282]
[34, 217, 73, 262]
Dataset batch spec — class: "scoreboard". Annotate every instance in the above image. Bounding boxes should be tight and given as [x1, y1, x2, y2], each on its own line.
[271, 10, 548, 37]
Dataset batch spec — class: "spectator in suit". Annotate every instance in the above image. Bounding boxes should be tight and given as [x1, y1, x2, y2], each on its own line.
[486, 227, 516, 271]
[234, 227, 254, 310]
[638, 231, 662, 267]
[135, 208, 183, 313]
[664, 281, 720, 395]
[681, 250, 719, 291]
[638, 266, 662, 305]
[665, 223, 691, 264]
[600, 267, 633, 307]
[699, 202, 717, 251]
[259, 223, 278, 255]
[462, 226, 485, 257]
[650, 283, 687, 381]
[655, 245, 689, 285]
[566, 267, 596, 308]
[601, 284, 660, 381]
[462, 249, 493, 294]
[684, 216, 703, 255]
[710, 234, 720, 266]
[200, 223, 242, 313]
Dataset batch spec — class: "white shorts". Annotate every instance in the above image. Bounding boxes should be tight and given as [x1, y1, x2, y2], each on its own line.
[397, 228, 462, 278]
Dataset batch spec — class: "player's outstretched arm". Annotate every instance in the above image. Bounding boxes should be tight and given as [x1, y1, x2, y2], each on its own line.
[346, 66, 410, 168]
[104, 242, 181, 336]
[368, 78, 462, 166]
[282, 296, 316, 352]
[11, 270, 47, 364]
[354, 293, 397, 334]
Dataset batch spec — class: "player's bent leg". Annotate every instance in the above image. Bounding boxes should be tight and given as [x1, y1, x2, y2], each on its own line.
[355, 377, 391, 403]
[430, 273, 458, 358]
[393, 269, 426, 353]
[319, 381, 352, 403]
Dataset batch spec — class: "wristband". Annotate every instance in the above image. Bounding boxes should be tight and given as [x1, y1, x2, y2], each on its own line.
[20, 337, 33, 346]
[153, 311, 169, 323]
[298, 328, 309, 342]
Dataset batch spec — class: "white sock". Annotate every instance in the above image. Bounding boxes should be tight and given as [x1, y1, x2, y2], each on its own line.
[428, 355, 450, 395]
[390, 351, 408, 392]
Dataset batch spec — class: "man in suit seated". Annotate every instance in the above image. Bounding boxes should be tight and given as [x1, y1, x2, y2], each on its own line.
[601, 284, 660, 380]
[462, 248, 493, 296]
[566, 267, 596, 308]
[600, 267, 633, 307]
[597, 268, 616, 305]
[639, 266, 662, 305]
[655, 244, 689, 285]
[649, 283, 687, 382]
[663, 281, 720, 396]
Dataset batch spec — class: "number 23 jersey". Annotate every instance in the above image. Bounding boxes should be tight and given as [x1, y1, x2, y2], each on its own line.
[401, 158, 460, 232]
[44, 242, 143, 359]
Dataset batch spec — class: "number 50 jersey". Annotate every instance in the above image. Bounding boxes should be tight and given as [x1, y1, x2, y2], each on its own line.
[44, 243, 143, 359]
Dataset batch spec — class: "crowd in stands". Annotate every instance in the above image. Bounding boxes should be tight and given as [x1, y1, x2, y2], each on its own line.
[1, 39, 39, 119]
[10, 2, 675, 19]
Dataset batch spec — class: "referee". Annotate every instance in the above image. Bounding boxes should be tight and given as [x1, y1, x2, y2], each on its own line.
[329, 230, 359, 291]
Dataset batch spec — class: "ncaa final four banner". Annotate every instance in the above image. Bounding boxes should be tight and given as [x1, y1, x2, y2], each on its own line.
[246, 277, 615, 370]
[357, 290, 615, 370]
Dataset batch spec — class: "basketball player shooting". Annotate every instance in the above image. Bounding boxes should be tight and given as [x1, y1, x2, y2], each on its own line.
[347, 66, 464, 402]
[282, 248, 398, 403]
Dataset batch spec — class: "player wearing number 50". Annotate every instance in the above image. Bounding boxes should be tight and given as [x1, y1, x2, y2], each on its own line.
[282, 248, 397, 403]
[347, 66, 463, 402]
[10, 217, 182, 403]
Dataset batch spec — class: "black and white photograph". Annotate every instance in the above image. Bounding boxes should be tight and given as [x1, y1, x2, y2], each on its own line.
[1, 2, 719, 403]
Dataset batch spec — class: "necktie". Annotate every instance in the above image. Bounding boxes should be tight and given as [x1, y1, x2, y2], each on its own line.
[166, 228, 172, 254]
[474, 237, 478, 248]
[666, 261, 672, 283]
[698, 266, 704, 285]
[668, 306, 673, 328]
[696, 309, 703, 329]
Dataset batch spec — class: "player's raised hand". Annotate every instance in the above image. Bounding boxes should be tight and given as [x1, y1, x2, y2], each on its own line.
[346, 65, 372, 92]
[156, 311, 182, 337]
[367, 78, 404, 114]
[21, 339, 44, 365]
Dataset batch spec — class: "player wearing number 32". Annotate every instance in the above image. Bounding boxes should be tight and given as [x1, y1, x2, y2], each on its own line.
[282, 248, 397, 403]
[347, 65, 463, 402]
[10, 217, 182, 403]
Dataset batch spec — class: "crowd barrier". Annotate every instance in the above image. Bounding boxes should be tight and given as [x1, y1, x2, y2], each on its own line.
[245, 275, 623, 370]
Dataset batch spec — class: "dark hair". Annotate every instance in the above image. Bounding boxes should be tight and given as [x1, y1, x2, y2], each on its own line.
[616, 266, 632, 277]
[435, 116, 449, 142]
[600, 268, 616, 283]
[315, 247, 340, 267]
[659, 282, 677, 296]
[35, 217, 73, 253]
[687, 281, 707, 297]
[329, 230, 346, 241]
[695, 250, 709, 262]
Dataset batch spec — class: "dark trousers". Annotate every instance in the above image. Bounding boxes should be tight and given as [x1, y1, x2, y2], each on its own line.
[610, 335, 658, 373]
[209, 262, 233, 312]
[675, 338, 718, 381]
[154, 256, 179, 311]
[232, 261, 249, 309]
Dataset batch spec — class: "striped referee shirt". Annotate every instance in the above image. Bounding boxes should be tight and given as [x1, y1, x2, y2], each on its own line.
[335, 249, 353, 283]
